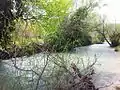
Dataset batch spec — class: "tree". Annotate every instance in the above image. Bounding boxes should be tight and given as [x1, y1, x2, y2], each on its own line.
[94, 18, 112, 46]
[0, 0, 23, 49]
[45, 0, 100, 52]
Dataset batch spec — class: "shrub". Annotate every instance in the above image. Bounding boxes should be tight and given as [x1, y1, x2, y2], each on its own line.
[45, 6, 93, 52]
[92, 33, 104, 44]
[109, 31, 120, 47]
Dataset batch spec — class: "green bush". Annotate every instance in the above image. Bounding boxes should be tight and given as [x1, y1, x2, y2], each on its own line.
[45, 25, 92, 52]
[92, 33, 104, 44]
[45, 6, 94, 52]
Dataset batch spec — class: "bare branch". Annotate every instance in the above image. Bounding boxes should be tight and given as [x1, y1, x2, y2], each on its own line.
[11, 58, 39, 76]
[35, 53, 50, 90]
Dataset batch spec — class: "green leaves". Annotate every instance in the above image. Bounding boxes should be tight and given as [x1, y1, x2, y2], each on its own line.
[39, 0, 72, 35]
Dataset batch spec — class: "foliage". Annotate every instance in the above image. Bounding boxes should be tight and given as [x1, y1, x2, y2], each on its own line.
[11, 19, 43, 46]
[28, 0, 72, 36]
[114, 45, 120, 52]
[0, 0, 23, 49]
[105, 23, 120, 47]
[0, 0, 107, 53]
[45, 0, 100, 52]
[10, 0, 72, 47]
[91, 32, 104, 44]
[109, 31, 120, 47]
[0, 0, 73, 51]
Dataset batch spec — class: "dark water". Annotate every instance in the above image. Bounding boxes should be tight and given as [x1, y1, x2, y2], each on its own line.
[0, 42, 120, 90]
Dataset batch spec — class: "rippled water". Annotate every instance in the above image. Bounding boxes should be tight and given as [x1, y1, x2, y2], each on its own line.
[0, 42, 120, 90]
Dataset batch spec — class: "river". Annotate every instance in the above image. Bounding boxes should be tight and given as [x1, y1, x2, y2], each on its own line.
[75, 42, 120, 90]
[0, 42, 120, 90]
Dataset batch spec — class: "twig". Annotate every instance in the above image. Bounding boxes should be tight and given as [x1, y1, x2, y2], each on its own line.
[35, 53, 50, 90]
[81, 55, 97, 74]
[11, 58, 40, 76]
[50, 54, 72, 75]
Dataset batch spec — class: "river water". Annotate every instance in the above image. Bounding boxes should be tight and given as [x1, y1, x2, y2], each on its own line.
[75, 42, 120, 90]
[0, 42, 120, 90]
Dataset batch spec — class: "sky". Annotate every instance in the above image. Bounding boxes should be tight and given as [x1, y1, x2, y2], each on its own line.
[100, 0, 120, 23]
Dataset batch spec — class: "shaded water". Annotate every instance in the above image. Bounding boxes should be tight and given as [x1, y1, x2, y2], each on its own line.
[0, 42, 120, 90]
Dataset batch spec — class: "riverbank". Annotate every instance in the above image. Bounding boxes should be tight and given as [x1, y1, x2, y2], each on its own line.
[0, 41, 93, 60]
[0, 43, 46, 60]
[1, 42, 119, 60]
[114, 46, 120, 52]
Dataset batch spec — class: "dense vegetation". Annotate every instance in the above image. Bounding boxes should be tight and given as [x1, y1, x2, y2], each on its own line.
[0, 0, 22, 49]
[45, 7, 93, 52]
[0, 0, 119, 54]
[0, 0, 107, 56]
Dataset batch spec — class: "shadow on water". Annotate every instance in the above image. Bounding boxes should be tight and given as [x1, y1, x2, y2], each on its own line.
[0, 62, 26, 90]
[0, 62, 12, 90]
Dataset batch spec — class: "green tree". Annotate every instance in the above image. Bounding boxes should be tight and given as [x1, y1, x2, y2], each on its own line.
[46, 0, 100, 52]
[0, 0, 72, 50]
